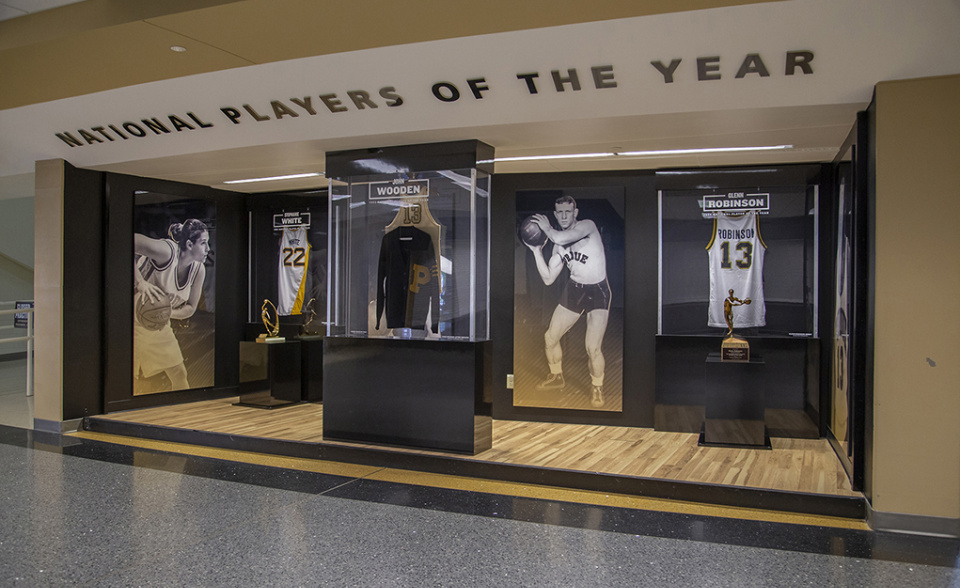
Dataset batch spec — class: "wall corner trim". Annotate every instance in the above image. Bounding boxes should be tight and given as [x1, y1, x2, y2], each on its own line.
[867, 502, 960, 538]
[33, 417, 82, 434]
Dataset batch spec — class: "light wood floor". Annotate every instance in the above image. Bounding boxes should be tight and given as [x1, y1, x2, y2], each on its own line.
[97, 397, 860, 498]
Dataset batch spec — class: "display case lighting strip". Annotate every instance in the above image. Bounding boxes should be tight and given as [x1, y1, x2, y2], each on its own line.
[224, 172, 324, 185]
[479, 144, 792, 164]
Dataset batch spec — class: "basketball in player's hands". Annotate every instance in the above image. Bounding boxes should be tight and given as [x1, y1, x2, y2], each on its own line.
[136, 293, 172, 330]
[519, 216, 547, 247]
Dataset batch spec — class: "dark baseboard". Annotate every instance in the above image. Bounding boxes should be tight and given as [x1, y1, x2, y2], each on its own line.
[34, 418, 83, 434]
[867, 502, 960, 538]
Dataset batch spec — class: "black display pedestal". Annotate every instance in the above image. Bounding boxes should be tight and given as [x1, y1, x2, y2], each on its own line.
[235, 340, 302, 409]
[323, 337, 492, 454]
[700, 352, 771, 448]
[299, 336, 323, 402]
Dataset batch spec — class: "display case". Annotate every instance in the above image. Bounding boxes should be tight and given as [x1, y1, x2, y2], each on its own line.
[322, 141, 494, 453]
[655, 172, 822, 438]
[247, 191, 328, 329]
[326, 143, 491, 341]
[828, 114, 869, 490]
[659, 184, 818, 336]
[245, 191, 328, 402]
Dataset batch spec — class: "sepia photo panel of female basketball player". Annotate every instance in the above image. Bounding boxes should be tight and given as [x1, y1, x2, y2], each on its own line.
[132, 195, 217, 396]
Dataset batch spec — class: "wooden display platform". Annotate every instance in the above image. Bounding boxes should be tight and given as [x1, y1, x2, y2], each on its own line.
[87, 397, 863, 518]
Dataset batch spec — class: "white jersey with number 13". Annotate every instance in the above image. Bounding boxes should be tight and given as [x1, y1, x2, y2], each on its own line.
[706, 211, 766, 328]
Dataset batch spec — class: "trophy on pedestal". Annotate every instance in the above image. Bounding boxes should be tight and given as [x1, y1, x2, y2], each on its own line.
[257, 299, 284, 343]
[299, 298, 322, 338]
[721, 289, 751, 362]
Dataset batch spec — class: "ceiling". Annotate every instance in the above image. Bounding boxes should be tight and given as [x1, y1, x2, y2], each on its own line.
[0, 0, 874, 193]
[0, 0, 784, 110]
[0, 0, 84, 22]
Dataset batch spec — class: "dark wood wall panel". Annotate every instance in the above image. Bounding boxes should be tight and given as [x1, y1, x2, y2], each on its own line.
[62, 163, 105, 419]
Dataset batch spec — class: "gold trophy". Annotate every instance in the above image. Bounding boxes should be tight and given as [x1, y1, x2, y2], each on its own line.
[299, 298, 321, 338]
[721, 289, 751, 362]
[257, 299, 284, 343]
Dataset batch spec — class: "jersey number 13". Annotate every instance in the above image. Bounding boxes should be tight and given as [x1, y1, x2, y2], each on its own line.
[719, 241, 754, 269]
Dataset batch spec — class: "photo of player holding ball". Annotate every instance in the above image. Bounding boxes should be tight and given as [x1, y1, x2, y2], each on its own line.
[133, 204, 215, 396]
[523, 196, 610, 407]
[514, 190, 624, 412]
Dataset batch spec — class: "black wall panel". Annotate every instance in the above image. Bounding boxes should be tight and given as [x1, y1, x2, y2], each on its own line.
[64, 160, 837, 444]
[62, 163, 106, 419]
[491, 172, 658, 428]
[101, 172, 244, 413]
[862, 103, 877, 502]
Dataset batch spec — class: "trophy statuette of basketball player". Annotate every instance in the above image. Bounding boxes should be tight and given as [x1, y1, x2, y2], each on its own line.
[299, 298, 321, 338]
[257, 299, 284, 343]
[721, 289, 751, 362]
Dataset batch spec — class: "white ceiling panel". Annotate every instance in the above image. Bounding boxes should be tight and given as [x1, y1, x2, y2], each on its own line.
[1, 0, 83, 12]
[0, 5, 27, 20]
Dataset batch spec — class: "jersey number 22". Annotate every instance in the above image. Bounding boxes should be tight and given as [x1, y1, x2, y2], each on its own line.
[282, 247, 306, 267]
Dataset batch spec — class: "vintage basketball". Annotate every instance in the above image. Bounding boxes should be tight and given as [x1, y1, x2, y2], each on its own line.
[136, 294, 172, 331]
[519, 216, 547, 247]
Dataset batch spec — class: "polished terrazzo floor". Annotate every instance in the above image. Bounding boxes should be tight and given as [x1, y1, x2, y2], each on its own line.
[1, 425, 957, 587]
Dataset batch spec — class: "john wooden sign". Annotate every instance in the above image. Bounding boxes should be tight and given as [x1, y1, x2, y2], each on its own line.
[54, 51, 814, 148]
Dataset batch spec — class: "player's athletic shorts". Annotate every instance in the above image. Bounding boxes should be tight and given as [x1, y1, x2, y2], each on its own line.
[560, 279, 611, 314]
[134, 320, 184, 378]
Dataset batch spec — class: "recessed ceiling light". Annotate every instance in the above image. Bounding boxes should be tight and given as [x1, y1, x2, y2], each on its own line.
[223, 172, 324, 185]
[480, 145, 793, 164]
[170, 46, 187, 52]
[656, 169, 779, 175]
[617, 145, 792, 157]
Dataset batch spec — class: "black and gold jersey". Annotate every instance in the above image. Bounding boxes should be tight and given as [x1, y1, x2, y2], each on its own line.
[376, 225, 440, 334]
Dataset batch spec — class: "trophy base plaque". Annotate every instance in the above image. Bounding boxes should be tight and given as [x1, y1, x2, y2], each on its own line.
[256, 335, 286, 344]
[721, 335, 750, 362]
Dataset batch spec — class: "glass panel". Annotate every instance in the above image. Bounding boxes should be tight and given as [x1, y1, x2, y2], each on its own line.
[832, 149, 855, 457]
[659, 186, 817, 336]
[328, 168, 488, 341]
[247, 195, 328, 333]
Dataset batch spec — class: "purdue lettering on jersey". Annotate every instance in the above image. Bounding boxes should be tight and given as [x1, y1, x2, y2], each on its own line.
[278, 226, 310, 315]
[560, 250, 590, 266]
[706, 211, 766, 328]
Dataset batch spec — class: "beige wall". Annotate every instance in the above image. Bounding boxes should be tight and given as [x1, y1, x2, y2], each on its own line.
[33, 159, 64, 424]
[872, 75, 960, 519]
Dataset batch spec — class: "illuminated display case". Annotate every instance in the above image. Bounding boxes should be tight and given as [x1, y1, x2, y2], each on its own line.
[326, 142, 492, 342]
[658, 184, 819, 336]
[247, 192, 328, 331]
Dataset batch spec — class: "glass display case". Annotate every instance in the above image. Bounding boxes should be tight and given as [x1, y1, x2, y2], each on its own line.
[659, 184, 819, 337]
[654, 169, 823, 439]
[322, 141, 494, 454]
[326, 144, 491, 342]
[247, 191, 328, 332]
